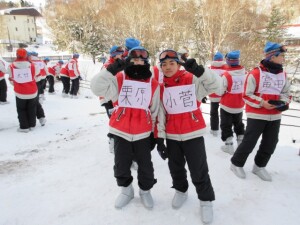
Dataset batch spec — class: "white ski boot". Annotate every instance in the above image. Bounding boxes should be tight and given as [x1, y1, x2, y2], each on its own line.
[221, 137, 234, 155]
[230, 163, 246, 179]
[39, 117, 46, 126]
[210, 130, 218, 137]
[17, 128, 30, 133]
[115, 184, 134, 209]
[252, 164, 272, 181]
[139, 189, 154, 209]
[200, 200, 213, 224]
[172, 190, 188, 209]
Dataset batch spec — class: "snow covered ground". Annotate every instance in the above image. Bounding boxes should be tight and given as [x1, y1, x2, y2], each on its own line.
[1, 59, 300, 225]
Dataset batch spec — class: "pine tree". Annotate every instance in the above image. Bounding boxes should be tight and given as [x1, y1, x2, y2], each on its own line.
[265, 6, 287, 42]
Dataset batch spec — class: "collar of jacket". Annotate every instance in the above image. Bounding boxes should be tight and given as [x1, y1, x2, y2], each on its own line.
[164, 70, 187, 87]
[260, 59, 283, 74]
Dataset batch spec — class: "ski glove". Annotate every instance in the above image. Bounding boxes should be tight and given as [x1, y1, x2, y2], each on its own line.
[201, 97, 207, 103]
[156, 138, 168, 160]
[268, 100, 289, 112]
[180, 58, 205, 78]
[150, 132, 156, 150]
[106, 57, 133, 75]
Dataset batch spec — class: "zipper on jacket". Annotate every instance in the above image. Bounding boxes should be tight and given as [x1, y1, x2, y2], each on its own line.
[191, 112, 199, 122]
[116, 108, 125, 121]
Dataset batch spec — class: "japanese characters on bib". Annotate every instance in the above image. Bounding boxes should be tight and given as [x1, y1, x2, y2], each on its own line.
[118, 73, 152, 110]
[258, 68, 285, 94]
[13, 67, 32, 83]
[163, 84, 197, 114]
[230, 75, 245, 94]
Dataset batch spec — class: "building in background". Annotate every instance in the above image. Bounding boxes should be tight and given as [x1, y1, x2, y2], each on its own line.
[0, 7, 42, 51]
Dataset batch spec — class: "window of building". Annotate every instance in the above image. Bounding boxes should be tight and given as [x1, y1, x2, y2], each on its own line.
[27, 19, 29, 23]
[13, 16, 16, 20]
[15, 27, 18, 31]
[28, 28, 30, 32]
[32, 28, 34, 31]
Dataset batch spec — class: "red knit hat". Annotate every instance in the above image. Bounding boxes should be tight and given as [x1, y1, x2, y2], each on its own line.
[16, 48, 27, 59]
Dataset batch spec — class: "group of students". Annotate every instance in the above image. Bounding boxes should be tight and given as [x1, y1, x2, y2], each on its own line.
[91, 39, 291, 224]
[206, 43, 290, 183]
[4, 48, 82, 133]
[59, 53, 82, 98]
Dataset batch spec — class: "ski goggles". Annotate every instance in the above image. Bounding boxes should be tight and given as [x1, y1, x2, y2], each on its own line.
[129, 49, 149, 59]
[111, 47, 124, 57]
[159, 50, 179, 62]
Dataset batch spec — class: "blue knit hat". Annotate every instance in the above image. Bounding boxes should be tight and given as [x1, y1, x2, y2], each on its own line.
[73, 53, 80, 58]
[264, 42, 285, 60]
[109, 46, 124, 57]
[125, 38, 141, 50]
[213, 52, 224, 61]
[226, 50, 240, 66]
[44, 57, 50, 61]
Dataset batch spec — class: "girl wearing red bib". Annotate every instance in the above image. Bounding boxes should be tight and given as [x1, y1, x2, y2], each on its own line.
[8, 49, 38, 132]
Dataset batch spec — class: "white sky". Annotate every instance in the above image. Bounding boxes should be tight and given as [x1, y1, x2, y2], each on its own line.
[0, 45, 300, 225]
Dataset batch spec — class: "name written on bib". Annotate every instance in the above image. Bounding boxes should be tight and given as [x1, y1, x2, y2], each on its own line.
[118, 79, 151, 110]
[163, 84, 197, 114]
[13, 67, 32, 83]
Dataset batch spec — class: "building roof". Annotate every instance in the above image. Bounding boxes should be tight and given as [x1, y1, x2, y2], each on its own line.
[0, 7, 42, 17]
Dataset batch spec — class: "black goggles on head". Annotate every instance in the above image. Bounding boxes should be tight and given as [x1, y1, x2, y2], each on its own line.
[159, 50, 179, 62]
[129, 49, 149, 59]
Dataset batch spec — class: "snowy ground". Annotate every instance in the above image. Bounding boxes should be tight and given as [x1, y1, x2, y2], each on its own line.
[1, 60, 300, 225]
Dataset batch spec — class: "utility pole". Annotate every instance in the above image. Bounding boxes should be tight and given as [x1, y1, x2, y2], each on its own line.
[7, 26, 12, 52]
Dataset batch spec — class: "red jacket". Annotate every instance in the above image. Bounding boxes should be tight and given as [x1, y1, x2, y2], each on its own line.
[9, 59, 37, 99]
[0, 60, 6, 80]
[48, 66, 56, 76]
[67, 58, 80, 79]
[102, 57, 115, 69]
[220, 66, 246, 113]
[209, 64, 228, 101]
[60, 65, 69, 77]
[153, 66, 164, 84]
[161, 70, 206, 138]
[243, 63, 291, 120]
[109, 73, 159, 136]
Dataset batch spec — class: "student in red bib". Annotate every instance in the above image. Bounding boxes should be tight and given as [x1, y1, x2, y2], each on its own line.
[91, 46, 159, 210]
[219, 50, 246, 155]
[59, 60, 70, 97]
[0, 57, 9, 104]
[68, 53, 81, 98]
[230, 42, 291, 181]
[156, 49, 221, 224]
[208, 52, 227, 136]
[100, 45, 125, 153]
[8, 48, 38, 132]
